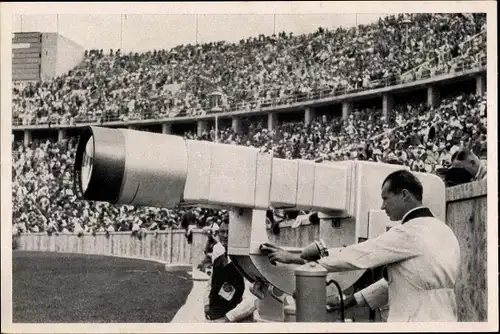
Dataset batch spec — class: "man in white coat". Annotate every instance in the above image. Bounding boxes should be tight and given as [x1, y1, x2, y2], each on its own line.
[261, 169, 461, 322]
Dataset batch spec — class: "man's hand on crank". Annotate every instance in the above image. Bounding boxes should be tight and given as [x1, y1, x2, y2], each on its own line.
[260, 242, 306, 265]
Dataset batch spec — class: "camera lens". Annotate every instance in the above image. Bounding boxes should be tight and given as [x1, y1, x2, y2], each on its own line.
[80, 135, 94, 193]
[74, 126, 126, 203]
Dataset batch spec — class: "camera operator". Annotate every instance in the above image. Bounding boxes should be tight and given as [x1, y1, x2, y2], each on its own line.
[261, 170, 460, 322]
[203, 222, 257, 323]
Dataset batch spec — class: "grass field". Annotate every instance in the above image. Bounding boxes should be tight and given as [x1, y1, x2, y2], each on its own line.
[12, 251, 193, 323]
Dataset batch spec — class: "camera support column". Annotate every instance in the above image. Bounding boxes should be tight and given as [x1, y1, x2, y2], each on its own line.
[294, 262, 328, 322]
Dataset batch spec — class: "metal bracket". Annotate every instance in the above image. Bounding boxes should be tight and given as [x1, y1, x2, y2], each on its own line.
[331, 219, 342, 228]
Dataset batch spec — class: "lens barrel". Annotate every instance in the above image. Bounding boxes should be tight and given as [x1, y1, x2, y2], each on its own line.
[73, 126, 126, 203]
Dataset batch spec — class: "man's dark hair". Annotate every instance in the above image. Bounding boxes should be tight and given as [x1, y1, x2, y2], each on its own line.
[445, 167, 473, 187]
[451, 149, 469, 162]
[382, 170, 423, 202]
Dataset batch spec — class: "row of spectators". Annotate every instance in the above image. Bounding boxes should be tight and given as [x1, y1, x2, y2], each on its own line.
[12, 91, 487, 236]
[12, 13, 486, 126]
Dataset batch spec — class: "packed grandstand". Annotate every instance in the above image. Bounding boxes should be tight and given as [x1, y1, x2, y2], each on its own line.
[12, 13, 487, 235]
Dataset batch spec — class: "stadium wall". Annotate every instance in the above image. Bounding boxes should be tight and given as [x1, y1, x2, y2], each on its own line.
[39, 33, 58, 80]
[14, 179, 488, 321]
[40, 33, 84, 81]
[446, 179, 488, 322]
[54, 34, 85, 78]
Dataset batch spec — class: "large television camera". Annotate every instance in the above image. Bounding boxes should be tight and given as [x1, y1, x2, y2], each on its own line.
[74, 126, 446, 322]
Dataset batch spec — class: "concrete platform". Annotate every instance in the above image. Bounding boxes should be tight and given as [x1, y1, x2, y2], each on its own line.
[164, 263, 193, 272]
[171, 273, 210, 323]
[189, 269, 210, 281]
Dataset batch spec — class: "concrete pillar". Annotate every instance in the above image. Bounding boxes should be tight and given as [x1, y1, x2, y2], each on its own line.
[231, 116, 241, 134]
[197, 120, 208, 137]
[342, 102, 353, 120]
[304, 107, 316, 125]
[382, 93, 393, 120]
[476, 75, 486, 96]
[58, 129, 66, 142]
[24, 130, 31, 146]
[427, 85, 440, 109]
[162, 123, 172, 134]
[268, 113, 277, 131]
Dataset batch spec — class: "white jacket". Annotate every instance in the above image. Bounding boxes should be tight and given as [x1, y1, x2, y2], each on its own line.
[318, 217, 460, 322]
[354, 278, 389, 322]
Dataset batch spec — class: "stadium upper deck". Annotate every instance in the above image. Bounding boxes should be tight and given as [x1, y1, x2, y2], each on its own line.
[12, 13, 486, 130]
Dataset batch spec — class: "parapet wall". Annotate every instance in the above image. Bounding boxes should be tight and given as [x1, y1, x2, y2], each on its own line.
[15, 179, 487, 321]
[445, 179, 487, 322]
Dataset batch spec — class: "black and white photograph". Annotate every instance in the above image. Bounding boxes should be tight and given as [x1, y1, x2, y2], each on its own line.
[1, 1, 497, 333]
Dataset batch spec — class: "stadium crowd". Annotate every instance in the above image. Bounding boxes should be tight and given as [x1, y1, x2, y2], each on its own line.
[11, 12, 488, 236]
[12, 13, 485, 126]
[12, 89, 487, 235]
